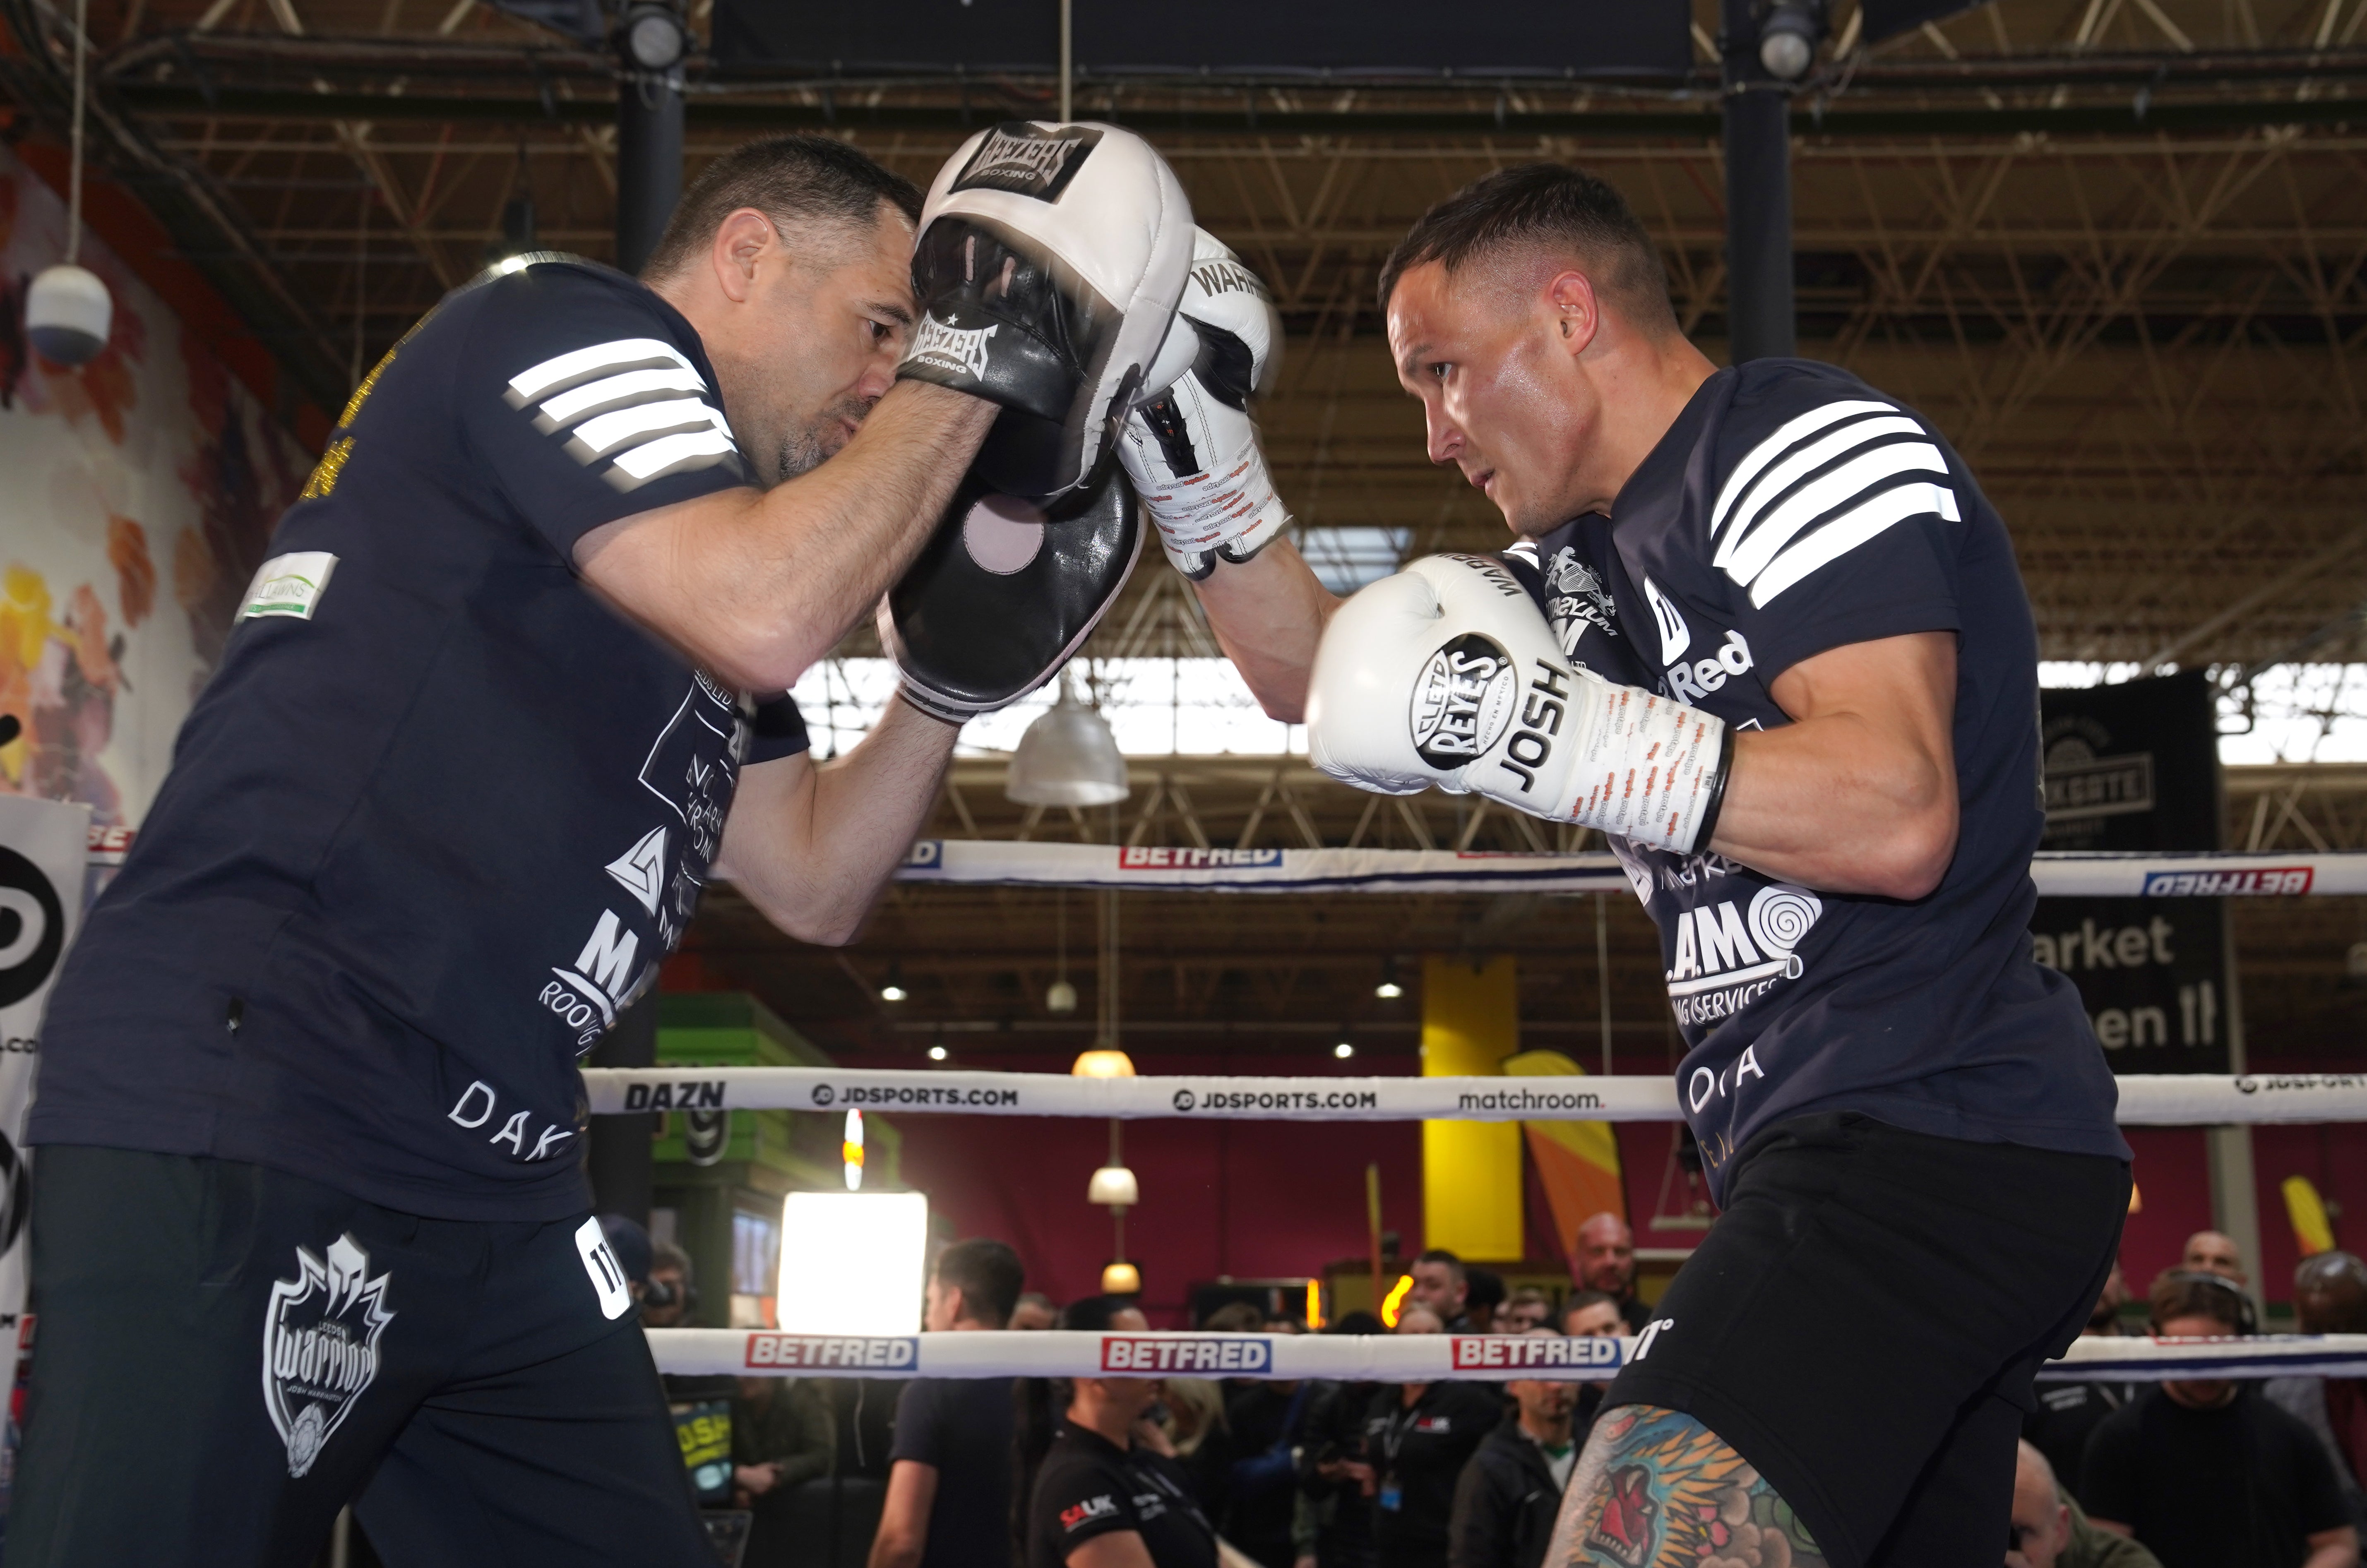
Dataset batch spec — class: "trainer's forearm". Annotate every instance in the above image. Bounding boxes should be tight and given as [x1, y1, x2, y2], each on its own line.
[1706, 717, 1958, 898]
[798, 698, 959, 944]
[742, 382, 995, 681]
[1194, 539, 1341, 723]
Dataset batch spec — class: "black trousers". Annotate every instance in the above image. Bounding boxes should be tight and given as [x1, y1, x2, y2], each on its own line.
[9, 1146, 715, 1568]
[1607, 1112, 2130, 1568]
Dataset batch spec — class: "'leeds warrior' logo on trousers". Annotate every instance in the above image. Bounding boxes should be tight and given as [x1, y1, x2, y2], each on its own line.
[262, 1234, 395, 1477]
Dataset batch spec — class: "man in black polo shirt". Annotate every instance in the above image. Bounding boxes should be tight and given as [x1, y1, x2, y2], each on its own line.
[874, 1238, 1029, 1568]
[1183, 162, 2129, 1568]
[13, 126, 1182, 1568]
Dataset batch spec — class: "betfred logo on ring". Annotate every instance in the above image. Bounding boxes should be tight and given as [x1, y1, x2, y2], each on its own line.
[2140, 867, 2312, 896]
[1102, 1335, 1272, 1374]
[1450, 1334, 1623, 1371]
[745, 1334, 918, 1371]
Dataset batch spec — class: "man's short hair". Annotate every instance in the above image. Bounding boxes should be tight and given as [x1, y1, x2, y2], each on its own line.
[1464, 1267, 1507, 1311]
[1377, 163, 1677, 337]
[2148, 1269, 2251, 1334]
[651, 1241, 692, 1280]
[933, 1237, 1024, 1327]
[641, 133, 923, 283]
[1202, 1300, 1266, 1333]
[1507, 1286, 1550, 1309]
[1414, 1248, 1466, 1282]
[1562, 1289, 1617, 1323]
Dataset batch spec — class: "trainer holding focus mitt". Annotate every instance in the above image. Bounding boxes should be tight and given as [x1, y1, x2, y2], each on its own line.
[1176, 164, 2130, 1568]
[16, 125, 1191, 1568]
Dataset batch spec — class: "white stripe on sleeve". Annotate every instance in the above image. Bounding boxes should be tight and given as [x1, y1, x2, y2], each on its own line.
[506, 338, 700, 405]
[610, 428, 739, 486]
[536, 364, 711, 428]
[1747, 481, 1962, 608]
[1709, 399, 1896, 540]
[1716, 440, 1949, 587]
[570, 398, 733, 459]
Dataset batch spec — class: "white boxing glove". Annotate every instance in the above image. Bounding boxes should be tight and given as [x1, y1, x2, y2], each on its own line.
[1115, 231, 1288, 579]
[1306, 553, 1733, 854]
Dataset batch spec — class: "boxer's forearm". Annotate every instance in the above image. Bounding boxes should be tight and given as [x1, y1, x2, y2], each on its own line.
[1193, 539, 1341, 723]
[579, 382, 994, 692]
[1705, 632, 1959, 900]
[719, 699, 958, 946]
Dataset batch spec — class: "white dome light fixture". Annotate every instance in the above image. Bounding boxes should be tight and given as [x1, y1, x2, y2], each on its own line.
[28, 0, 111, 368]
[1086, 1165, 1139, 1207]
[1757, 0, 1823, 80]
[1006, 671, 1128, 807]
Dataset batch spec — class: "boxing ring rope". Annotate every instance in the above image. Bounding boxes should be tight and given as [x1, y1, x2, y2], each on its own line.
[631, 843, 2367, 1379]
[582, 1069, 2367, 1124]
[887, 842, 2356, 897]
[641, 1328, 2367, 1382]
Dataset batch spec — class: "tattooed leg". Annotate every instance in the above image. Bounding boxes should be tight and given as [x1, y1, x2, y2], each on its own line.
[1546, 1405, 1829, 1568]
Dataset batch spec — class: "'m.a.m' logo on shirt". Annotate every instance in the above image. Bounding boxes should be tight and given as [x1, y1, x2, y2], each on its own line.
[1061, 1496, 1120, 1532]
[1665, 885, 1823, 1026]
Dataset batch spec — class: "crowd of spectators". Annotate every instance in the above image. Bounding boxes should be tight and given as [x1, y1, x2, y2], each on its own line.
[617, 1204, 2367, 1568]
[2023, 1231, 2367, 1568]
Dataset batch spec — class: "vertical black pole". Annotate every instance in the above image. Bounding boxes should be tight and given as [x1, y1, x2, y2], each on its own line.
[615, 46, 684, 276]
[1722, 0, 1796, 363]
[586, 994, 658, 1222]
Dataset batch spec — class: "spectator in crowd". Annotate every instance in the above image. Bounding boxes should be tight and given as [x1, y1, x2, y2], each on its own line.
[1363, 1308, 1502, 1568]
[1012, 1293, 1060, 1332]
[1016, 1296, 1211, 1568]
[1570, 1214, 1651, 1334]
[2026, 1263, 2143, 1506]
[872, 1238, 1029, 1568]
[643, 1241, 697, 1329]
[1463, 1270, 1507, 1334]
[1201, 1301, 1310, 1568]
[2083, 1271, 2358, 1568]
[1560, 1291, 1624, 1340]
[1406, 1251, 1471, 1331]
[734, 1372, 839, 1564]
[2183, 1229, 2249, 1287]
[1498, 1289, 1550, 1335]
[735, 1375, 835, 1500]
[2008, 1440, 2162, 1568]
[2268, 1251, 2367, 1533]
[1298, 1311, 1385, 1568]
[598, 1213, 654, 1304]
[1447, 1328, 1585, 1568]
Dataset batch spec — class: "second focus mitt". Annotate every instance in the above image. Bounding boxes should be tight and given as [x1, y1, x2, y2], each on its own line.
[878, 463, 1141, 723]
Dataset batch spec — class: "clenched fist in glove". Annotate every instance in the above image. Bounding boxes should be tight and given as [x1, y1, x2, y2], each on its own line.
[1307, 553, 1734, 855]
[1115, 231, 1289, 579]
[897, 121, 1193, 499]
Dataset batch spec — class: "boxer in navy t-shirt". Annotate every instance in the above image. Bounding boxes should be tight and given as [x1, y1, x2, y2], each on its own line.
[1183, 166, 2129, 1568]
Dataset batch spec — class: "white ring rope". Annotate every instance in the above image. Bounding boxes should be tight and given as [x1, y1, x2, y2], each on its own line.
[583, 1068, 2367, 1124]
[889, 842, 2363, 897]
[644, 1328, 2367, 1382]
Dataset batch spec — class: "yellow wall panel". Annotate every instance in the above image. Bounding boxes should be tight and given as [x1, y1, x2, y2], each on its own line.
[1421, 955, 1524, 1262]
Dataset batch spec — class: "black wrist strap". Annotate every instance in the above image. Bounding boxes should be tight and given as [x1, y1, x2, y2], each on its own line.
[1683, 722, 1738, 855]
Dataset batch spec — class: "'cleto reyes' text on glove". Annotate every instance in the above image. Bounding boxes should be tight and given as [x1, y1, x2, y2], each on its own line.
[1305, 553, 1734, 854]
[1115, 230, 1288, 579]
[897, 121, 1193, 499]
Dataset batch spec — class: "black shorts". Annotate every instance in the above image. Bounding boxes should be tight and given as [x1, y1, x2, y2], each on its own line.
[9, 1146, 714, 1568]
[1606, 1112, 2128, 1568]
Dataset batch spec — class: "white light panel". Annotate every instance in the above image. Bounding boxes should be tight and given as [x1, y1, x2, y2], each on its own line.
[776, 1191, 928, 1335]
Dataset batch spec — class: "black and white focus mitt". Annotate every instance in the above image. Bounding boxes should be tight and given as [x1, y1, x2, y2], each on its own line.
[1115, 230, 1290, 580]
[896, 121, 1193, 499]
[878, 464, 1142, 723]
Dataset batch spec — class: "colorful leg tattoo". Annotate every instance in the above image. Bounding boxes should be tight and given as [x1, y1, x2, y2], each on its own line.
[1549, 1405, 1829, 1568]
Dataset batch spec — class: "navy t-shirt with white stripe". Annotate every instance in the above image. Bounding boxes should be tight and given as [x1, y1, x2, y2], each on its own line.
[1507, 358, 2124, 1198]
[33, 259, 810, 1221]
